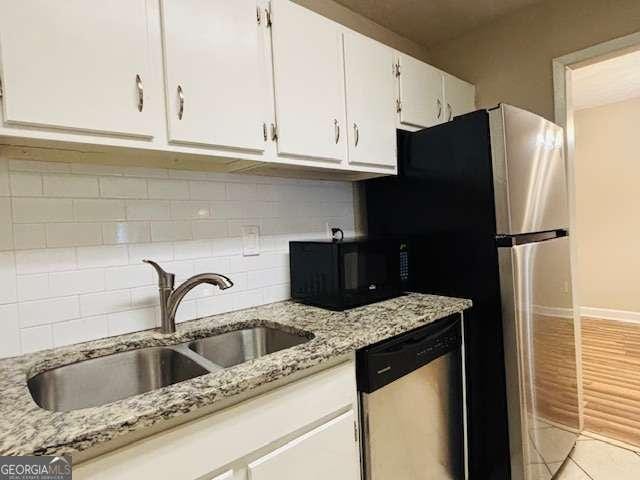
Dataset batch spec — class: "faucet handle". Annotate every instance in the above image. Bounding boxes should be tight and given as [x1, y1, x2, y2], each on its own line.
[143, 259, 175, 290]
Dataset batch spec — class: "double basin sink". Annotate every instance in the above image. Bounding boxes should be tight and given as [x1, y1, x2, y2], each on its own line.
[28, 326, 311, 413]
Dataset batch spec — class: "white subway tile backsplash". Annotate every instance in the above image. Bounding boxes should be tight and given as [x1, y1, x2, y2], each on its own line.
[46, 223, 103, 247]
[13, 224, 46, 250]
[174, 240, 212, 260]
[102, 222, 150, 245]
[211, 237, 243, 257]
[77, 245, 128, 269]
[263, 284, 291, 304]
[12, 198, 73, 223]
[170, 201, 211, 220]
[0, 159, 10, 197]
[150, 221, 193, 242]
[19, 296, 80, 328]
[17, 274, 50, 301]
[0, 304, 20, 357]
[99, 177, 147, 199]
[192, 220, 227, 240]
[0, 252, 17, 304]
[15, 248, 76, 275]
[148, 179, 189, 200]
[105, 264, 153, 290]
[175, 300, 197, 323]
[128, 242, 174, 264]
[0, 156, 357, 358]
[43, 174, 99, 198]
[0, 198, 14, 251]
[108, 307, 157, 336]
[21, 325, 53, 354]
[131, 285, 159, 308]
[49, 269, 105, 297]
[126, 200, 171, 220]
[10, 173, 43, 196]
[74, 199, 126, 221]
[52, 316, 109, 348]
[189, 181, 226, 201]
[247, 267, 289, 289]
[80, 290, 131, 316]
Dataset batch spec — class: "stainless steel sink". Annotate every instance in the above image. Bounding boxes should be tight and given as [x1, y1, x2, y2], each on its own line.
[27, 326, 312, 412]
[189, 326, 310, 368]
[28, 347, 209, 412]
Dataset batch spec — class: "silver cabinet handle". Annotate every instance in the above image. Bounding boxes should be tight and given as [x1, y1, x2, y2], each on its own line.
[334, 119, 340, 144]
[354, 123, 359, 147]
[437, 99, 442, 119]
[177, 85, 184, 120]
[263, 123, 268, 142]
[447, 103, 453, 121]
[270, 123, 278, 141]
[136, 74, 144, 112]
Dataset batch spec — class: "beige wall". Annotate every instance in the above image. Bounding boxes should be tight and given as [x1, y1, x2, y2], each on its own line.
[426, 0, 640, 121]
[293, 0, 429, 61]
[574, 98, 640, 312]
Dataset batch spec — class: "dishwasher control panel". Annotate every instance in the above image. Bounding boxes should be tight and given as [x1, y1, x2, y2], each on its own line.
[356, 314, 462, 394]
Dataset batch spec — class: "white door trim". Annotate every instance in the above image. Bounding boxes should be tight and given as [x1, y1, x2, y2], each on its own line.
[552, 29, 640, 432]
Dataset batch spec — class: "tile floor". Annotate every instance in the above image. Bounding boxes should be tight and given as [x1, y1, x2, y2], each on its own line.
[556, 434, 640, 479]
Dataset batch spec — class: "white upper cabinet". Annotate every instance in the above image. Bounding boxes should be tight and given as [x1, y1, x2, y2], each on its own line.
[248, 411, 360, 480]
[343, 32, 397, 170]
[161, 0, 268, 152]
[396, 52, 445, 129]
[443, 73, 476, 121]
[269, 0, 347, 163]
[0, 0, 155, 138]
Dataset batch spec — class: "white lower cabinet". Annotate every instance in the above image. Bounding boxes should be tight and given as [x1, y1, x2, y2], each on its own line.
[74, 362, 359, 480]
[248, 410, 359, 480]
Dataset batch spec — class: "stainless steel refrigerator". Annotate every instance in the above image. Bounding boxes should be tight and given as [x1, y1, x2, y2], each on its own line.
[365, 104, 580, 480]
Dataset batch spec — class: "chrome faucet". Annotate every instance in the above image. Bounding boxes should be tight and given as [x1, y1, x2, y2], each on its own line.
[143, 260, 234, 334]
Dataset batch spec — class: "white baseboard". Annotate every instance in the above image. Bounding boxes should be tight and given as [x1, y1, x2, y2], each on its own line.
[532, 305, 575, 319]
[580, 306, 640, 325]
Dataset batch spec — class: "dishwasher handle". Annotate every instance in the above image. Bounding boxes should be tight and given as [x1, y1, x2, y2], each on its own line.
[357, 314, 462, 393]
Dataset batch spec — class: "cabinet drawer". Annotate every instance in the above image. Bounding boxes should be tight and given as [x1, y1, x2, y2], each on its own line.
[248, 410, 359, 480]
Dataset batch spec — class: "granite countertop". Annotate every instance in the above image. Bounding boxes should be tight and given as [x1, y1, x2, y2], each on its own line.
[0, 293, 471, 458]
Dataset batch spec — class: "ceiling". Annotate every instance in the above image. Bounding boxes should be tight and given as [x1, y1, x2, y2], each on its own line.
[332, 0, 545, 47]
[573, 50, 640, 111]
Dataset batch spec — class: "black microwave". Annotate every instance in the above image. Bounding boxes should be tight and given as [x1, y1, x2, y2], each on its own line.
[289, 238, 409, 310]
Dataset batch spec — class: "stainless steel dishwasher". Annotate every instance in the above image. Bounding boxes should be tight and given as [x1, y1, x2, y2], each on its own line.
[357, 314, 466, 480]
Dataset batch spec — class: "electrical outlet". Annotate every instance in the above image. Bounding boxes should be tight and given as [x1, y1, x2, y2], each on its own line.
[242, 225, 260, 256]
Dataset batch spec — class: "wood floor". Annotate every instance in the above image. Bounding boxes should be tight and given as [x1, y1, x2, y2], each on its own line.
[532, 314, 580, 429]
[581, 317, 640, 447]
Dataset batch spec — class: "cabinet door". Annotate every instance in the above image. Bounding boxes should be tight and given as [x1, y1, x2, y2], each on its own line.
[443, 73, 476, 121]
[248, 411, 359, 480]
[161, 0, 267, 152]
[397, 53, 444, 129]
[0, 0, 154, 137]
[270, 0, 347, 163]
[344, 32, 396, 169]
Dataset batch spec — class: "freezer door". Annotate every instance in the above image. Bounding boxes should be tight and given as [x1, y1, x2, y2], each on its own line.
[490, 104, 569, 235]
[498, 236, 579, 480]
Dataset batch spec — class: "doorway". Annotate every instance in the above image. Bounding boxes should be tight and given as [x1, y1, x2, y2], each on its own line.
[554, 33, 640, 455]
